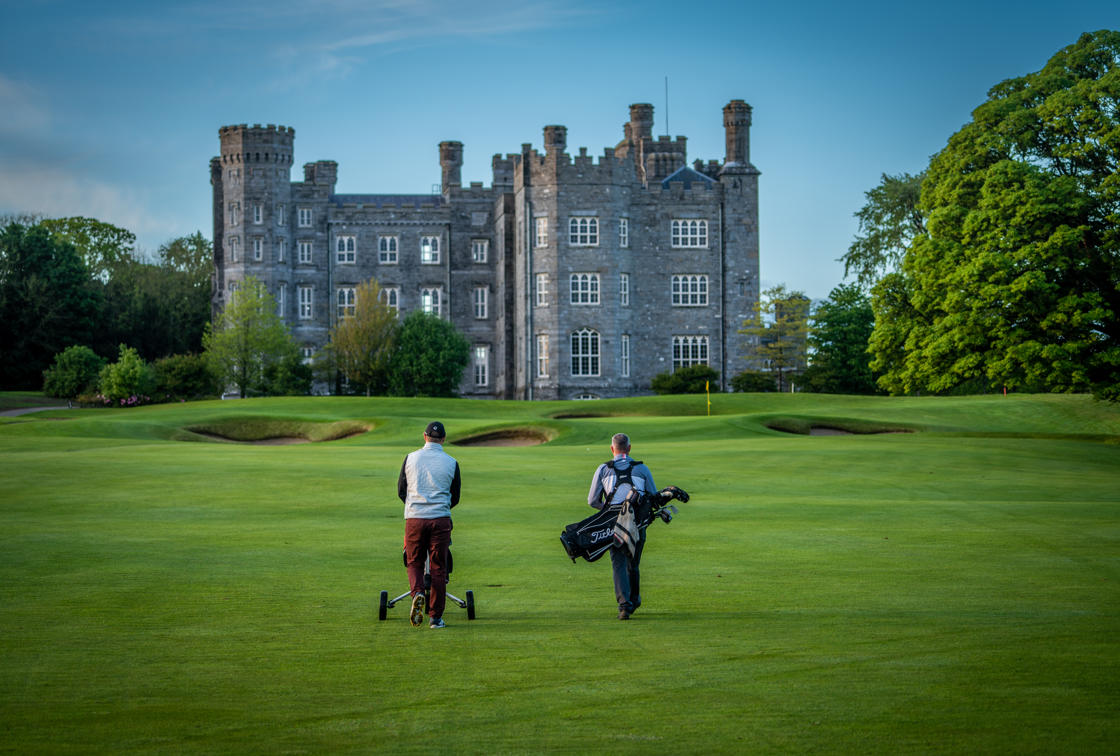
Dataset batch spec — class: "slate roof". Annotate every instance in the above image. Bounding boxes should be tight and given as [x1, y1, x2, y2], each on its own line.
[661, 165, 716, 189]
[330, 194, 444, 208]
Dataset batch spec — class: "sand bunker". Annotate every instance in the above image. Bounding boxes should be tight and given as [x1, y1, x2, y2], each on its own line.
[453, 428, 551, 447]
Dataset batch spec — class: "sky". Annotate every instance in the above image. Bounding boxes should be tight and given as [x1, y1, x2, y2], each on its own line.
[1, 0, 1117, 301]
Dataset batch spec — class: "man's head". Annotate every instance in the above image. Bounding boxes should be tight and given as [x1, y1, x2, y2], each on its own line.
[424, 421, 446, 442]
[611, 433, 630, 455]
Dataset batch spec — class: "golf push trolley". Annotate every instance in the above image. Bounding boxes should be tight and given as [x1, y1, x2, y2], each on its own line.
[378, 548, 475, 621]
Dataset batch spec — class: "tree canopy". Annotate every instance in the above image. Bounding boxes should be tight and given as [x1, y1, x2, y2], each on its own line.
[841, 172, 926, 290]
[868, 30, 1120, 400]
[802, 283, 878, 395]
[325, 278, 398, 395]
[739, 284, 810, 392]
[387, 311, 470, 397]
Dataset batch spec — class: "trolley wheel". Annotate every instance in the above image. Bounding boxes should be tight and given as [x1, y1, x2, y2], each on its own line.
[466, 590, 475, 620]
[378, 590, 388, 621]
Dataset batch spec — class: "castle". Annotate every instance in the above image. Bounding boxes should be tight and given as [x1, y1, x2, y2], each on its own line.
[210, 100, 759, 399]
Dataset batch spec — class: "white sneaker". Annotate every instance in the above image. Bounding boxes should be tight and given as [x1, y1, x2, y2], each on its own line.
[409, 593, 425, 627]
[429, 618, 446, 629]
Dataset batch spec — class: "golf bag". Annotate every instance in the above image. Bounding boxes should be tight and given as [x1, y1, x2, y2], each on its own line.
[559, 461, 689, 563]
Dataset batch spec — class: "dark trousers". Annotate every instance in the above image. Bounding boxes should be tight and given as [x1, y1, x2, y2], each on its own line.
[404, 517, 452, 620]
[610, 529, 645, 613]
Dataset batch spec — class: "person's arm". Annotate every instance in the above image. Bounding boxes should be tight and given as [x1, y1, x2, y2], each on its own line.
[638, 464, 656, 494]
[587, 464, 607, 509]
[397, 457, 409, 503]
[449, 462, 461, 508]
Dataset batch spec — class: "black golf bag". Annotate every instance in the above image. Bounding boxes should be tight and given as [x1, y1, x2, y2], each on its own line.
[560, 483, 689, 563]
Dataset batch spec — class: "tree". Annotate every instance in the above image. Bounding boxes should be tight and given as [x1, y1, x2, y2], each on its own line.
[0, 223, 102, 389]
[98, 344, 155, 404]
[801, 283, 878, 394]
[158, 232, 212, 282]
[387, 311, 470, 397]
[39, 217, 135, 283]
[650, 364, 719, 394]
[43, 345, 105, 399]
[730, 371, 777, 392]
[841, 172, 926, 290]
[202, 277, 301, 397]
[326, 278, 399, 395]
[739, 284, 810, 392]
[868, 31, 1120, 399]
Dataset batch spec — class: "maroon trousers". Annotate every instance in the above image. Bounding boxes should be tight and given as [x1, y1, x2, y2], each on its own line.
[404, 517, 452, 620]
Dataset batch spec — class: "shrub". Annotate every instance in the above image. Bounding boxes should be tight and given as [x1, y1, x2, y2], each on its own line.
[650, 365, 720, 394]
[153, 353, 221, 401]
[42, 345, 105, 399]
[98, 344, 155, 405]
[731, 370, 777, 393]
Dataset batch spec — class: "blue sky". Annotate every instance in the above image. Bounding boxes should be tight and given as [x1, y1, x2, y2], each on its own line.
[1, 0, 1116, 300]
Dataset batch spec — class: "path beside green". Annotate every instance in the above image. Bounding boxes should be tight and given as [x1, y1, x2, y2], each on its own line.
[1, 394, 1118, 753]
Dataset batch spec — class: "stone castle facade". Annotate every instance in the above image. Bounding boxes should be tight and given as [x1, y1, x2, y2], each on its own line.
[210, 100, 759, 399]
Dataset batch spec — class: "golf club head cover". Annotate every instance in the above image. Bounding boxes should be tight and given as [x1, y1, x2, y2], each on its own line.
[660, 485, 689, 503]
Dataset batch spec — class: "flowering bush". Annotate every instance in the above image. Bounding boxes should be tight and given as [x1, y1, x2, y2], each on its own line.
[98, 345, 155, 405]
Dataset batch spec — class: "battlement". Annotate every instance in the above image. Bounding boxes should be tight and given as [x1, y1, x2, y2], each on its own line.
[218, 123, 294, 164]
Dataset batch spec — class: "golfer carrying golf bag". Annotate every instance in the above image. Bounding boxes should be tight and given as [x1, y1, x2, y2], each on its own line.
[587, 433, 656, 620]
[397, 421, 460, 629]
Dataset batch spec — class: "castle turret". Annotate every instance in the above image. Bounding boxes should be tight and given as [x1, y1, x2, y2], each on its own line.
[628, 104, 654, 142]
[722, 100, 752, 169]
[440, 141, 463, 191]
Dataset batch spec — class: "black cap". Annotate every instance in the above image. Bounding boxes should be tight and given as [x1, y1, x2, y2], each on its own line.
[425, 421, 446, 438]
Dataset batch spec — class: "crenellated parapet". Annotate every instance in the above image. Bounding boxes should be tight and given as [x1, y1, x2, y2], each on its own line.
[218, 123, 295, 165]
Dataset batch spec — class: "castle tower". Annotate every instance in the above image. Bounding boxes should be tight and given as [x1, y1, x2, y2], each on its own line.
[628, 104, 654, 142]
[439, 141, 463, 191]
[543, 125, 567, 157]
[215, 124, 295, 312]
[722, 100, 752, 168]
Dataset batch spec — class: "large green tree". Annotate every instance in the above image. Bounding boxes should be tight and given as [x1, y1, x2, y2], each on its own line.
[739, 284, 810, 392]
[202, 277, 302, 397]
[0, 223, 101, 388]
[387, 311, 470, 397]
[841, 172, 926, 290]
[325, 278, 399, 395]
[39, 217, 135, 283]
[869, 30, 1120, 400]
[802, 283, 878, 394]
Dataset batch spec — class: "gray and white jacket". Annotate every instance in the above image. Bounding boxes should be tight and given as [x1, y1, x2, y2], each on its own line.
[397, 442, 461, 519]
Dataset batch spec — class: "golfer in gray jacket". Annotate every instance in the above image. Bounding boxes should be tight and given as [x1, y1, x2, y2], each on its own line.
[587, 433, 656, 620]
[397, 421, 461, 629]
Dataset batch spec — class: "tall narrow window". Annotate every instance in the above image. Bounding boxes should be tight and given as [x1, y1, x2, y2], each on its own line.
[229, 203, 240, 227]
[337, 287, 356, 319]
[277, 283, 286, 318]
[420, 236, 440, 264]
[473, 287, 488, 319]
[671, 274, 709, 306]
[568, 217, 599, 246]
[253, 204, 263, 224]
[672, 335, 709, 368]
[277, 237, 286, 262]
[619, 217, 629, 248]
[570, 328, 600, 376]
[671, 219, 708, 248]
[536, 334, 549, 378]
[252, 237, 263, 261]
[535, 273, 549, 307]
[298, 207, 312, 227]
[570, 273, 600, 305]
[297, 241, 312, 264]
[277, 204, 286, 226]
[378, 235, 398, 264]
[472, 239, 488, 263]
[473, 345, 489, 387]
[336, 235, 356, 264]
[229, 236, 239, 263]
[380, 286, 400, 312]
[535, 217, 549, 248]
[298, 285, 313, 320]
[620, 273, 630, 307]
[420, 287, 442, 316]
[621, 334, 630, 378]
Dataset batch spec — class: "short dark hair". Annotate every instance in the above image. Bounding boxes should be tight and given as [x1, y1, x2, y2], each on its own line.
[611, 433, 630, 450]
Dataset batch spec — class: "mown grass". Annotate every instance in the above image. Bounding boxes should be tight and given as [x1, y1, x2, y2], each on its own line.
[1, 393, 1118, 753]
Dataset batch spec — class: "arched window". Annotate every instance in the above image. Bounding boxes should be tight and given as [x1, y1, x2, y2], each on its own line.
[570, 328, 600, 377]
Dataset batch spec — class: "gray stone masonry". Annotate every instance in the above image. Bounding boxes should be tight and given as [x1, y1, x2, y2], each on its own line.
[211, 102, 760, 399]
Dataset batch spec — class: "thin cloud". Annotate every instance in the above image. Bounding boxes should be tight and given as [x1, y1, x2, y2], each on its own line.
[0, 75, 50, 137]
